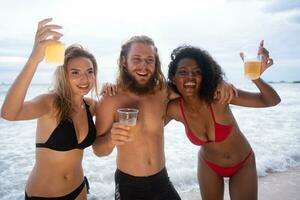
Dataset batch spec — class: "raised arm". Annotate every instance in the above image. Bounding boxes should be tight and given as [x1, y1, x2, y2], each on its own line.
[231, 79, 281, 107]
[231, 41, 281, 107]
[1, 18, 63, 120]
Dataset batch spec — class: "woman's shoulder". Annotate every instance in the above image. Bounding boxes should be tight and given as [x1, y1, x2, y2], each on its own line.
[29, 93, 58, 117]
[167, 98, 182, 120]
[33, 93, 56, 107]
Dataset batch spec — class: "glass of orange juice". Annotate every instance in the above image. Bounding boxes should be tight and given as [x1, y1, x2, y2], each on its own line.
[45, 43, 65, 65]
[117, 108, 139, 127]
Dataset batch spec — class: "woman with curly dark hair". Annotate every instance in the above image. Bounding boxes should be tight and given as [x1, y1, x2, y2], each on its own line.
[165, 42, 281, 200]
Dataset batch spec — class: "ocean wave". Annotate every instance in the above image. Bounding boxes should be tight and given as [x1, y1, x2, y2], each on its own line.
[0, 83, 299, 199]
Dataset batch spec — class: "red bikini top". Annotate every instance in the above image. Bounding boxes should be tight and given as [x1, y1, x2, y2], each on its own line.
[179, 98, 233, 146]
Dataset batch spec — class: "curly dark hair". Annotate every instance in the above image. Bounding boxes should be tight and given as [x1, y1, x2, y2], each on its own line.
[167, 45, 224, 104]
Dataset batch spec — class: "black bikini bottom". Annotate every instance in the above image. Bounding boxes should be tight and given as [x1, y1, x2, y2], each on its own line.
[25, 176, 89, 200]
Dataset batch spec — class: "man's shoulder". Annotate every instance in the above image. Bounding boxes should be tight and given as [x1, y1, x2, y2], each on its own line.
[99, 94, 117, 104]
[98, 91, 128, 107]
[151, 87, 168, 99]
[134, 89, 168, 102]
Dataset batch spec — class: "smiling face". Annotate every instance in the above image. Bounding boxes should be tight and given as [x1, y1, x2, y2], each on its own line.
[173, 58, 202, 97]
[120, 42, 158, 95]
[168, 45, 224, 104]
[125, 42, 156, 84]
[67, 57, 95, 97]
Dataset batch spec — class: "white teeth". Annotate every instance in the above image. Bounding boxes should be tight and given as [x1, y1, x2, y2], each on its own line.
[137, 72, 147, 76]
[78, 85, 89, 89]
[184, 82, 196, 86]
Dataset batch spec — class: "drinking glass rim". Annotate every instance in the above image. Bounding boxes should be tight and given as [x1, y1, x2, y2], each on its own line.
[117, 108, 139, 113]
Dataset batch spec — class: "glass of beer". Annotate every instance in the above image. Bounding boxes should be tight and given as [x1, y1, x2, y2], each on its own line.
[117, 108, 139, 127]
[45, 43, 65, 65]
[243, 53, 261, 80]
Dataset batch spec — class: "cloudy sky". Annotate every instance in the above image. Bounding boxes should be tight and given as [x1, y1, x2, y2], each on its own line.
[0, 0, 299, 84]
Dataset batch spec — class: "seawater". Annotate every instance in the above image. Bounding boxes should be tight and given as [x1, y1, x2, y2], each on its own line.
[0, 83, 299, 200]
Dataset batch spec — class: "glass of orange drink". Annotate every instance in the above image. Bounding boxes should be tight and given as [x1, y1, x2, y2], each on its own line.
[45, 43, 65, 65]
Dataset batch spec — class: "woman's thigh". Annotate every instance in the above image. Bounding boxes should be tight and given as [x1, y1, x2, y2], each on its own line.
[198, 156, 224, 200]
[229, 153, 258, 200]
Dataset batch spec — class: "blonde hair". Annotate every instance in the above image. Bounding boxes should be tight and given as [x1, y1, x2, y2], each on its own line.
[116, 35, 166, 92]
[51, 44, 99, 121]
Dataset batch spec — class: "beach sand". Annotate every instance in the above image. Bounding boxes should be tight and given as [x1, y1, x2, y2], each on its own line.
[179, 166, 300, 200]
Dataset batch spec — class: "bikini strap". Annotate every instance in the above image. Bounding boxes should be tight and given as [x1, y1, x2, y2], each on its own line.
[83, 99, 90, 109]
[82, 99, 93, 122]
[179, 98, 189, 125]
[208, 104, 217, 123]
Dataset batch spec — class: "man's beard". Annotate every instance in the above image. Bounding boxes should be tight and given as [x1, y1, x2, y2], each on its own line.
[121, 70, 157, 95]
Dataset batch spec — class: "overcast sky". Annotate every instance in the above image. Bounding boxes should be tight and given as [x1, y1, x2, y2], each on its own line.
[0, 0, 299, 84]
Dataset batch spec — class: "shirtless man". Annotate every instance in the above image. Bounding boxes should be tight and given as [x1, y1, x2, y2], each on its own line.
[92, 35, 234, 200]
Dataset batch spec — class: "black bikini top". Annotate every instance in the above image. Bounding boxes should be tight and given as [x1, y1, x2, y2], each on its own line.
[36, 100, 96, 151]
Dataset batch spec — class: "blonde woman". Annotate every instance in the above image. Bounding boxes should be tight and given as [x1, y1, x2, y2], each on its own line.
[1, 18, 98, 200]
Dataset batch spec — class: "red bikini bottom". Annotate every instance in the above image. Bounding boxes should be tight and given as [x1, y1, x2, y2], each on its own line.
[202, 150, 253, 177]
